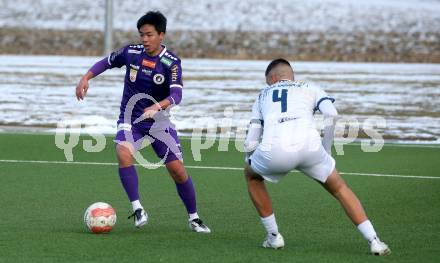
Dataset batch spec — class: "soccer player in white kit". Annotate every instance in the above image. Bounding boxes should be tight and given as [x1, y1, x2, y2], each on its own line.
[244, 59, 390, 255]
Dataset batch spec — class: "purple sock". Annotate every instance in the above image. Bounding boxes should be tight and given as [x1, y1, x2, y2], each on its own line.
[118, 166, 139, 202]
[176, 177, 197, 214]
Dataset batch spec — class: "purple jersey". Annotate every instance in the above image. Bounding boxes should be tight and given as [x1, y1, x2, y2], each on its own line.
[107, 44, 183, 127]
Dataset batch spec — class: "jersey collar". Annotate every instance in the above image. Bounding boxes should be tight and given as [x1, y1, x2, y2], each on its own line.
[142, 45, 167, 58]
[158, 45, 167, 57]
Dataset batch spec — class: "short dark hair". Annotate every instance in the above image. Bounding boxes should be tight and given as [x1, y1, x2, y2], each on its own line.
[137, 11, 167, 33]
[265, 58, 291, 76]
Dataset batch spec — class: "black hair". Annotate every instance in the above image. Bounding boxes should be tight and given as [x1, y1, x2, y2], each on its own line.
[137, 11, 167, 33]
[265, 58, 291, 76]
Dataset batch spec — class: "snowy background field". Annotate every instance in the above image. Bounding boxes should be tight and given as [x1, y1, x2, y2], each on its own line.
[1, 0, 440, 33]
[1, 0, 439, 61]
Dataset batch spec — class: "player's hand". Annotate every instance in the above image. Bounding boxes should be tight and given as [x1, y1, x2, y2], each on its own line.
[143, 104, 161, 119]
[76, 77, 89, 101]
[133, 104, 162, 124]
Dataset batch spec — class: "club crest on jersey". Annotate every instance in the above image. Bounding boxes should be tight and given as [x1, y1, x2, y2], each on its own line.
[142, 59, 156, 69]
[129, 68, 138, 82]
[153, 74, 165, 85]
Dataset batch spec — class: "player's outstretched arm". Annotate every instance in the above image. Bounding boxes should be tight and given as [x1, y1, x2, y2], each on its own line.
[76, 57, 112, 101]
[76, 71, 94, 101]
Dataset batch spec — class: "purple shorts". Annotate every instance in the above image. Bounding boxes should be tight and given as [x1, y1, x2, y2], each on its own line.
[114, 123, 182, 164]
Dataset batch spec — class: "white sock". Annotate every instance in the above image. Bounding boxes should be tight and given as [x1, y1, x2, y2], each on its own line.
[131, 200, 143, 212]
[261, 214, 279, 236]
[357, 220, 377, 242]
[189, 212, 199, 221]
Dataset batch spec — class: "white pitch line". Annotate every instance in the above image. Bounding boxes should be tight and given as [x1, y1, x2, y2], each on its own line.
[1, 159, 439, 180]
[338, 172, 439, 179]
[0, 159, 117, 166]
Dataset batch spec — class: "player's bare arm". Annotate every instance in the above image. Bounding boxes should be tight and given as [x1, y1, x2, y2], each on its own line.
[75, 71, 94, 101]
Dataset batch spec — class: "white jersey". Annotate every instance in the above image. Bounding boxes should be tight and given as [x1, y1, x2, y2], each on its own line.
[250, 80, 334, 146]
[247, 79, 336, 183]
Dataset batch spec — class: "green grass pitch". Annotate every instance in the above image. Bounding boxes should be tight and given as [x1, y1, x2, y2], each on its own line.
[0, 133, 439, 262]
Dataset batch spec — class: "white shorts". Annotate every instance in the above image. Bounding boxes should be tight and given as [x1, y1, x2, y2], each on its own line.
[248, 134, 335, 183]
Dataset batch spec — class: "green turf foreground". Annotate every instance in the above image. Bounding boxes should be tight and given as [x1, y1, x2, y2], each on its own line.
[0, 133, 439, 262]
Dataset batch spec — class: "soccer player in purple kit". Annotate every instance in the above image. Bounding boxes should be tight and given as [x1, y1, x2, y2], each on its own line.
[75, 11, 210, 233]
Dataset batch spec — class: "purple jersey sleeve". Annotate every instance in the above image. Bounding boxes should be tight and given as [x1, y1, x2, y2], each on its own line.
[167, 86, 182, 105]
[166, 61, 183, 105]
[107, 46, 128, 68]
[89, 57, 111, 76]
[88, 46, 127, 76]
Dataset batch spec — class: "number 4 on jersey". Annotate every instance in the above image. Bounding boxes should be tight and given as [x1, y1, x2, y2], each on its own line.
[272, 89, 288, 112]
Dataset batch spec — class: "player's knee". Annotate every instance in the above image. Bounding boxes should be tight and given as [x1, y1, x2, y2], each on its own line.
[173, 174, 187, 184]
[116, 144, 134, 166]
[166, 161, 188, 183]
[171, 169, 187, 183]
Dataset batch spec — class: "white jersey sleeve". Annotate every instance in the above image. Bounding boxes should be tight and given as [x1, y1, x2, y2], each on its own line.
[250, 97, 263, 121]
[311, 84, 335, 113]
[244, 98, 264, 153]
[319, 99, 338, 154]
[308, 85, 337, 154]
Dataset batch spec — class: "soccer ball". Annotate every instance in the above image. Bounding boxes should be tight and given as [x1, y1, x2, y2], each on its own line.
[84, 202, 117, 234]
